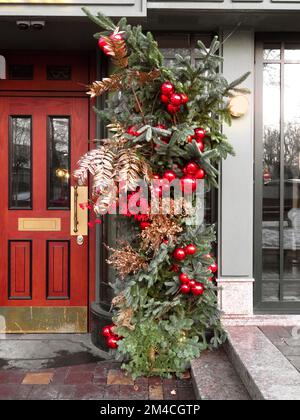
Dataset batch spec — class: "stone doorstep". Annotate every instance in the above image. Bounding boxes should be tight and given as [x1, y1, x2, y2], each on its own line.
[224, 326, 300, 400]
[190, 349, 250, 400]
[222, 315, 300, 327]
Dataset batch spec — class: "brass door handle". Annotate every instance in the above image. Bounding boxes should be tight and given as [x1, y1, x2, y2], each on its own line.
[73, 185, 79, 233]
[70, 186, 88, 236]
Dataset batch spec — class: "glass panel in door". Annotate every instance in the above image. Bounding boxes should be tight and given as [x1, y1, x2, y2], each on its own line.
[260, 42, 300, 308]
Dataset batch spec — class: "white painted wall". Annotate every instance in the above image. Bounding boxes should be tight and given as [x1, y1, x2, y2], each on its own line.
[217, 30, 255, 316]
[220, 30, 254, 279]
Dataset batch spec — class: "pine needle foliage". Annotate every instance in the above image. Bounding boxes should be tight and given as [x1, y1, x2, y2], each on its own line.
[77, 8, 250, 378]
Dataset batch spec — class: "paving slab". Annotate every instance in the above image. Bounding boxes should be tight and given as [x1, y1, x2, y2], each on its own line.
[107, 369, 134, 385]
[22, 372, 54, 385]
[0, 334, 195, 400]
[225, 326, 300, 400]
[260, 326, 300, 374]
[191, 348, 250, 400]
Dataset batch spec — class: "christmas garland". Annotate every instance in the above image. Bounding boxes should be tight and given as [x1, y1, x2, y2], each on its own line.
[75, 8, 250, 378]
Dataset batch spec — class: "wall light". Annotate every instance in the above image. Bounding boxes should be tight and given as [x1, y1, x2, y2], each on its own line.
[228, 95, 249, 118]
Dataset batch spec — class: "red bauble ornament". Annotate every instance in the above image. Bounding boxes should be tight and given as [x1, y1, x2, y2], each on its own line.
[180, 284, 191, 294]
[134, 214, 149, 222]
[160, 94, 170, 104]
[167, 104, 180, 114]
[140, 221, 151, 230]
[191, 282, 205, 296]
[169, 93, 182, 106]
[184, 162, 199, 176]
[102, 326, 112, 338]
[195, 169, 205, 180]
[163, 239, 169, 244]
[188, 279, 196, 288]
[180, 93, 189, 104]
[156, 123, 167, 130]
[179, 272, 190, 284]
[185, 244, 197, 255]
[180, 176, 197, 193]
[102, 45, 112, 56]
[127, 126, 138, 136]
[98, 36, 108, 49]
[187, 135, 194, 143]
[197, 141, 205, 153]
[170, 264, 180, 272]
[173, 247, 186, 261]
[107, 336, 119, 349]
[194, 128, 206, 140]
[161, 81, 174, 96]
[209, 262, 218, 273]
[163, 170, 176, 183]
[109, 33, 124, 42]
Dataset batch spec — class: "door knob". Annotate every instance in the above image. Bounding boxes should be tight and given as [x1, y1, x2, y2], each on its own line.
[76, 235, 84, 245]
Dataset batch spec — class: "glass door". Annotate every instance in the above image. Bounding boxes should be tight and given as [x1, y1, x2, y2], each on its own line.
[255, 39, 300, 312]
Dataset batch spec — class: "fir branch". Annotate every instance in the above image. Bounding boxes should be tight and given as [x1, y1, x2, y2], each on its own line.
[82, 7, 116, 32]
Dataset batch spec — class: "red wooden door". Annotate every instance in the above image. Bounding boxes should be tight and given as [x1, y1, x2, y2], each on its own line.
[0, 97, 89, 332]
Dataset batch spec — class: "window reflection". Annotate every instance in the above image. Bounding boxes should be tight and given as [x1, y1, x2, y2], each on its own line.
[283, 64, 300, 284]
[262, 63, 280, 301]
[285, 47, 300, 61]
[263, 46, 281, 61]
[9, 117, 32, 208]
[48, 117, 70, 208]
[261, 46, 300, 303]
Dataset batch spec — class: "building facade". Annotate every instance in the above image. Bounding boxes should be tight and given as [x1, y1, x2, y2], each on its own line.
[1, 1, 300, 344]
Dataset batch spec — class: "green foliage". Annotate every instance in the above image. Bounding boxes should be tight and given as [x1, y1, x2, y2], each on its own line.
[83, 8, 249, 378]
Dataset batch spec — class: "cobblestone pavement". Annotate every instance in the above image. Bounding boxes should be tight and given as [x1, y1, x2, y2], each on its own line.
[0, 334, 195, 400]
[259, 326, 300, 373]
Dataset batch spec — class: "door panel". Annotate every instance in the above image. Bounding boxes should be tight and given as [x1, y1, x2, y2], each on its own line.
[0, 97, 89, 331]
[255, 40, 300, 312]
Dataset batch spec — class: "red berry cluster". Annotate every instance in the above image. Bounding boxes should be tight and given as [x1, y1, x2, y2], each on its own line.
[102, 324, 122, 349]
[208, 261, 218, 274]
[87, 219, 102, 228]
[152, 162, 205, 196]
[152, 169, 177, 185]
[150, 169, 177, 199]
[173, 244, 197, 262]
[79, 202, 93, 210]
[126, 126, 140, 137]
[204, 253, 218, 275]
[98, 32, 124, 56]
[125, 192, 151, 230]
[187, 127, 206, 152]
[160, 82, 188, 115]
[181, 161, 205, 193]
[179, 272, 205, 296]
